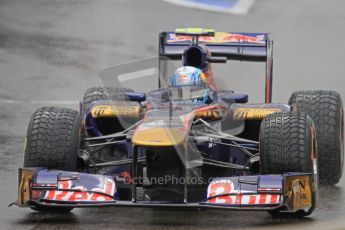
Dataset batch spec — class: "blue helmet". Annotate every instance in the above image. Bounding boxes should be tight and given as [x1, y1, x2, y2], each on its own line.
[169, 66, 211, 104]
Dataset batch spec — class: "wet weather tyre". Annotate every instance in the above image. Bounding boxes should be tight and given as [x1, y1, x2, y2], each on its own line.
[24, 107, 81, 171]
[24, 107, 81, 213]
[260, 112, 317, 217]
[289, 90, 344, 185]
[260, 112, 315, 174]
[81, 87, 134, 115]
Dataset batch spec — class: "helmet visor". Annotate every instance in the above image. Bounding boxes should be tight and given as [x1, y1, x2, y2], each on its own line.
[170, 85, 207, 102]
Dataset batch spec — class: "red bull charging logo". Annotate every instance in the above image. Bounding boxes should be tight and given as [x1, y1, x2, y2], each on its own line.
[168, 32, 265, 44]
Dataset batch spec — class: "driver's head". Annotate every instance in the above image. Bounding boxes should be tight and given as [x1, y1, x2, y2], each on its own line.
[169, 66, 211, 104]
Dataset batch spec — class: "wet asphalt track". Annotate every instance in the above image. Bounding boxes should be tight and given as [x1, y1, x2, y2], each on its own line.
[1, 0, 345, 229]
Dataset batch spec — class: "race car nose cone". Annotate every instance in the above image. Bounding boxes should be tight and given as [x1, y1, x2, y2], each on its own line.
[132, 127, 187, 147]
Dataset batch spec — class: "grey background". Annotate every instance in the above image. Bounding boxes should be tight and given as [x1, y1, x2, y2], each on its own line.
[1, 0, 345, 229]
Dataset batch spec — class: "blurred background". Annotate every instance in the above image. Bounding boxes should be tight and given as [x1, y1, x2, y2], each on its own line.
[1, 0, 345, 229]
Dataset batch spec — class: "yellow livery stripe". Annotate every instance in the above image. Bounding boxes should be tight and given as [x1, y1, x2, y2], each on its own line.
[91, 105, 140, 118]
[233, 108, 281, 120]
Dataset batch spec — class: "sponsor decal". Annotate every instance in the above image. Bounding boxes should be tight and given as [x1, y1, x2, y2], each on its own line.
[167, 32, 265, 44]
[284, 176, 312, 211]
[115, 171, 132, 184]
[178, 74, 189, 84]
[43, 177, 115, 202]
[195, 105, 224, 119]
[207, 179, 280, 205]
[91, 105, 140, 118]
[233, 108, 281, 120]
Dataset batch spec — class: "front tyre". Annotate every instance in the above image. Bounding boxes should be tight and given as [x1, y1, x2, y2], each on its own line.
[260, 112, 318, 217]
[24, 107, 81, 171]
[24, 107, 81, 213]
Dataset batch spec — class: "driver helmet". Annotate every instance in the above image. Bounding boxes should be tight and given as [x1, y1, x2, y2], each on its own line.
[169, 66, 211, 104]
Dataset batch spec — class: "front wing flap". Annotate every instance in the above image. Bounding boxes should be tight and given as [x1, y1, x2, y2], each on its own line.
[204, 173, 315, 213]
[16, 168, 117, 207]
[14, 168, 315, 213]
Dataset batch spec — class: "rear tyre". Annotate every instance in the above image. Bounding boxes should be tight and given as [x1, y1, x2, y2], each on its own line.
[289, 90, 344, 185]
[260, 112, 317, 217]
[81, 87, 134, 115]
[24, 107, 81, 213]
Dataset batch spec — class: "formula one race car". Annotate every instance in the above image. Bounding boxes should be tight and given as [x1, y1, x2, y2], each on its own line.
[13, 28, 344, 217]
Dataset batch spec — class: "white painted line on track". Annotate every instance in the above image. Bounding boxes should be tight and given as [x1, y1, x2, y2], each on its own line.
[0, 99, 79, 105]
[163, 0, 255, 15]
[232, 0, 255, 14]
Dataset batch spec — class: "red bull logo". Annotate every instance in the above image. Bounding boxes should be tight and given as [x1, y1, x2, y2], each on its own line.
[222, 34, 265, 44]
[207, 179, 281, 205]
[167, 32, 265, 44]
[43, 178, 115, 202]
[178, 74, 189, 84]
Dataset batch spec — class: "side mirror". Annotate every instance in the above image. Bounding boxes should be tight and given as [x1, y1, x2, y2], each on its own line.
[219, 92, 248, 104]
[125, 92, 146, 103]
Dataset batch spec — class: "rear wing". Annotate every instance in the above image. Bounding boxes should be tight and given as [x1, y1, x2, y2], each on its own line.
[159, 29, 274, 103]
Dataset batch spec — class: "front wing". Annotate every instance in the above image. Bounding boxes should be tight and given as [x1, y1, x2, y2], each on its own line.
[13, 168, 316, 214]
